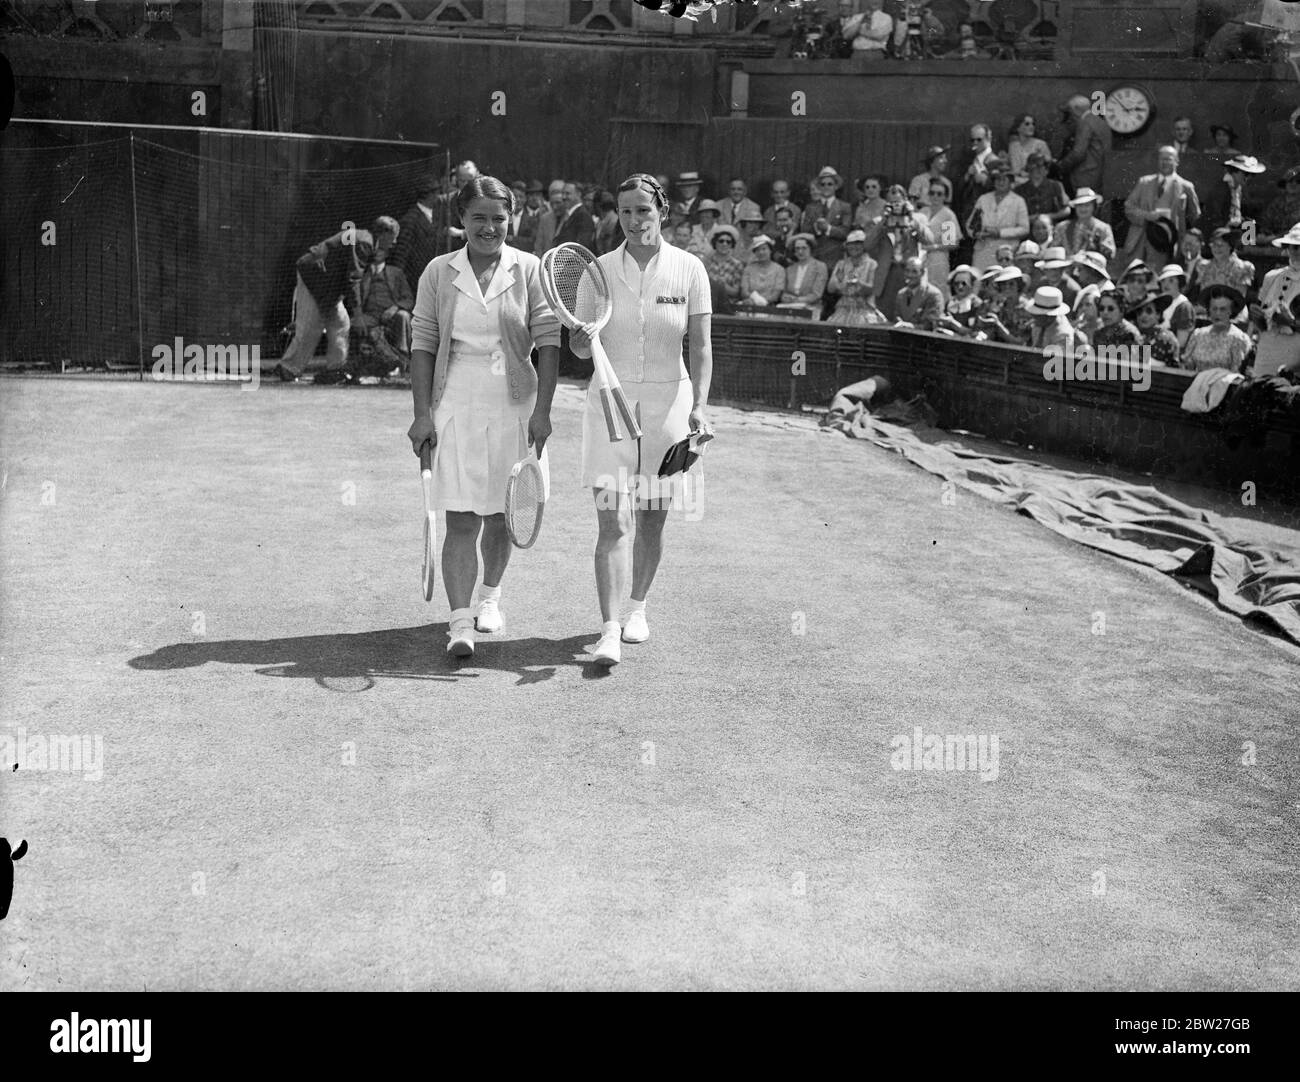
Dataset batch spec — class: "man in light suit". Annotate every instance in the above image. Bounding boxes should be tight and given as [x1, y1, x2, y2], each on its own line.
[894, 256, 944, 332]
[799, 165, 854, 269]
[1119, 145, 1201, 274]
[719, 177, 762, 226]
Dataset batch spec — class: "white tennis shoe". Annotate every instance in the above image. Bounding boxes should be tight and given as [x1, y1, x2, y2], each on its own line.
[621, 610, 649, 644]
[592, 622, 622, 666]
[447, 612, 476, 658]
[475, 596, 503, 633]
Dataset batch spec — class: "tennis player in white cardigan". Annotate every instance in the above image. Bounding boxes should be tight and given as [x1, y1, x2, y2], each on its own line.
[407, 176, 561, 658]
[570, 173, 714, 666]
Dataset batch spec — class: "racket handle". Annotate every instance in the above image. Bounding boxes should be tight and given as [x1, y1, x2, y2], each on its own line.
[419, 440, 432, 472]
[610, 384, 641, 440]
[599, 387, 623, 443]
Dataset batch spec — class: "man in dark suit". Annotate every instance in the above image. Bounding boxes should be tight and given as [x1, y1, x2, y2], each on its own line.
[273, 224, 374, 383]
[553, 180, 596, 249]
[511, 179, 547, 252]
[351, 216, 415, 380]
[674, 170, 705, 225]
[391, 175, 442, 298]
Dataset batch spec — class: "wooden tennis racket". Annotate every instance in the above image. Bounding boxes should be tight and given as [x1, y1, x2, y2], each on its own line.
[419, 440, 436, 601]
[541, 243, 641, 441]
[504, 446, 547, 549]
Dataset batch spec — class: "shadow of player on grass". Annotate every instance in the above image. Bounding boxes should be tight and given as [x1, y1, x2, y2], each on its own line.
[128, 625, 615, 690]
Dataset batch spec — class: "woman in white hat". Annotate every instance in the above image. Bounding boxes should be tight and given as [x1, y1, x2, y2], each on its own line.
[1052, 187, 1117, 263]
[827, 229, 883, 326]
[739, 234, 786, 306]
[990, 265, 1033, 345]
[1071, 283, 1103, 345]
[1249, 223, 1300, 375]
[1035, 245, 1080, 306]
[688, 199, 723, 258]
[939, 264, 981, 335]
[702, 224, 745, 314]
[1156, 264, 1196, 350]
[1206, 154, 1266, 234]
[568, 173, 713, 666]
[407, 176, 561, 657]
[967, 158, 1029, 272]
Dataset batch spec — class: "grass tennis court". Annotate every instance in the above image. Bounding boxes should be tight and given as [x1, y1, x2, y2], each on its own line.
[1, 375, 1297, 990]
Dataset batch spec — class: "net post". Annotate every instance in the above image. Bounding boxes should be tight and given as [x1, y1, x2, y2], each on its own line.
[129, 132, 144, 381]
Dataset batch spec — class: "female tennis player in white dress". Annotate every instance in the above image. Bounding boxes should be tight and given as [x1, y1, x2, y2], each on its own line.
[570, 174, 714, 666]
[407, 176, 561, 657]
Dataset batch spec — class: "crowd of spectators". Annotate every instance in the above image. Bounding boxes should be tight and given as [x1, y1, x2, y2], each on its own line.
[275, 104, 1300, 384]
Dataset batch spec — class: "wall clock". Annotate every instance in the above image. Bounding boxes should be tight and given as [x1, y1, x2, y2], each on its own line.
[1104, 85, 1154, 136]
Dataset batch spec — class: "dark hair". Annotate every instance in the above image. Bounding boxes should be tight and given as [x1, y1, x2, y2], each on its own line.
[617, 173, 670, 218]
[1009, 113, 1036, 140]
[858, 174, 887, 193]
[596, 190, 617, 215]
[456, 175, 514, 218]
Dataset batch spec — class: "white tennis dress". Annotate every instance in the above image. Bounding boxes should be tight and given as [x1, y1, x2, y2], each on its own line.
[580, 241, 711, 501]
[432, 282, 535, 516]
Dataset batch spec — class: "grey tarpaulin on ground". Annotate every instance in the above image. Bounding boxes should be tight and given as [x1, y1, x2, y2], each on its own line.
[823, 401, 1300, 647]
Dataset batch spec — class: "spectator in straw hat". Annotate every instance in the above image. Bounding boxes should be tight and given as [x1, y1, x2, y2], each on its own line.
[938, 264, 981, 336]
[1249, 223, 1300, 374]
[1183, 285, 1251, 373]
[1052, 187, 1116, 263]
[1156, 264, 1196, 350]
[1035, 245, 1080, 307]
[1204, 153, 1266, 235]
[967, 157, 1030, 272]
[1261, 166, 1300, 243]
[827, 229, 884, 327]
[1071, 250, 1111, 290]
[1015, 152, 1070, 222]
[1119, 145, 1200, 274]
[800, 166, 854, 268]
[735, 207, 767, 261]
[675, 170, 705, 223]
[1014, 240, 1044, 288]
[740, 234, 787, 307]
[909, 146, 953, 211]
[688, 199, 724, 258]
[1025, 285, 1079, 353]
[1118, 259, 1156, 307]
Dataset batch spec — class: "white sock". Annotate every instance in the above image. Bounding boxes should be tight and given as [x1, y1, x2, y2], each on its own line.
[602, 619, 621, 636]
[627, 598, 647, 615]
[479, 584, 502, 603]
[449, 606, 475, 628]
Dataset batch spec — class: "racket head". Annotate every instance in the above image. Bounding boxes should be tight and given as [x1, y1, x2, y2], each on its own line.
[504, 454, 546, 549]
[542, 244, 613, 334]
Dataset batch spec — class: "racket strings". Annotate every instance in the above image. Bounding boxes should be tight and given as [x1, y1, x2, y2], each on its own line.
[507, 466, 545, 547]
[548, 250, 611, 327]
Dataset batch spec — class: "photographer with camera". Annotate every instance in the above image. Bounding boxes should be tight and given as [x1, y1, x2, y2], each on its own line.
[862, 184, 934, 321]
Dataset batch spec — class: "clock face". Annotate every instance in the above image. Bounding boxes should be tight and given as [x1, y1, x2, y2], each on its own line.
[1105, 86, 1153, 135]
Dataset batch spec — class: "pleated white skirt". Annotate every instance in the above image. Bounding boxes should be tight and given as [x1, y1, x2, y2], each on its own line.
[431, 354, 536, 516]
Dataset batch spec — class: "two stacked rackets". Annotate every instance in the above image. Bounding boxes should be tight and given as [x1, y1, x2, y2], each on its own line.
[419, 243, 625, 599]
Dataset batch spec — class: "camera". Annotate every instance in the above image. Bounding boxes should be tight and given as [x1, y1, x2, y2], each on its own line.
[885, 202, 910, 229]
